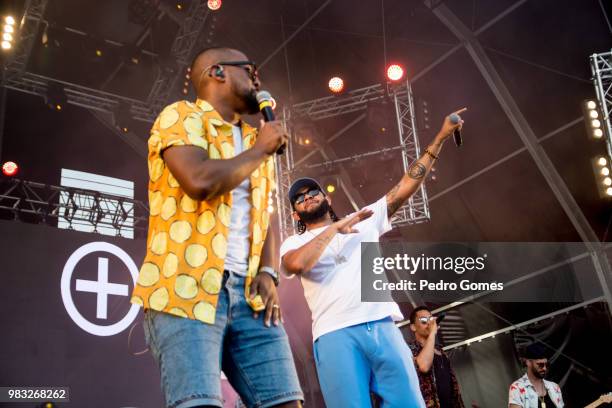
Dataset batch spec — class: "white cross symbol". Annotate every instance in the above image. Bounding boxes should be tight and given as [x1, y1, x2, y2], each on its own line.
[75, 257, 129, 319]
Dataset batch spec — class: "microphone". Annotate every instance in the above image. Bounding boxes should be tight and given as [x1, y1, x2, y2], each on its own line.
[256, 91, 285, 155]
[449, 113, 462, 147]
[434, 313, 446, 325]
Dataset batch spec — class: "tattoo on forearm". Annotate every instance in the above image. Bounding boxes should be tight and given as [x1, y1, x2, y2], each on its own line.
[386, 182, 403, 216]
[408, 162, 427, 180]
[311, 233, 333, 252]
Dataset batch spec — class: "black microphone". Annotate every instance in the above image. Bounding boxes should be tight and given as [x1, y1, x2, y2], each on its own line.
[449, 113, 462, 147]
[434, 313, 446, 325]
[256, 91, 285, 155]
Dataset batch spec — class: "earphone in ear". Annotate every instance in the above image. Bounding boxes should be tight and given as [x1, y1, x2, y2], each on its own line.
[215, 65, 225, 78]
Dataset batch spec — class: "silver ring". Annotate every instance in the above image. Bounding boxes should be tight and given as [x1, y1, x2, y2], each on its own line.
[272, 304, 280, 309]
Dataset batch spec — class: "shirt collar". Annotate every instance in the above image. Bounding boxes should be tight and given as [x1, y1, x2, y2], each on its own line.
[519, 374, 557, 393]
[195, 98, 256, 137]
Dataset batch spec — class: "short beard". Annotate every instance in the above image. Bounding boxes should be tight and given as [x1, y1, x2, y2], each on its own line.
[297, 200, 330, 224]
[233, 81, 259, 114]
[244, 88, 259, 114]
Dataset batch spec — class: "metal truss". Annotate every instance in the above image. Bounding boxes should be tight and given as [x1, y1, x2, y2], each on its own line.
[275, 106, 297, 240]
[1, 0, 48, 86]
[0, 178, 149, 236]
[146, 1, 210, 114]
[292, 83, 389, 120]
[391, 81, 430, 225]
[3, 71, 156, 122]
[276, 82, 430, 241]
[590, 50, 612, 162]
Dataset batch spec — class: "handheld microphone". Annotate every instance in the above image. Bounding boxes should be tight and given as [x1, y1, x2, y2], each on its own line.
[434, 313, 446, 325]
[256, 91, 285, 155]
[449, 113, 462, 147]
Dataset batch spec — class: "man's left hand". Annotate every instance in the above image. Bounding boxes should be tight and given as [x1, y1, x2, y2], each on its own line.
[250, 273, 282, 327]
[438, 107, 467, 140]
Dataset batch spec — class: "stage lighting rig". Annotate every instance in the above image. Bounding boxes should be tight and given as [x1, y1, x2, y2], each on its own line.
[2, 161, 18, 177]
[328, 76, 344, 94]
[583, 100, 604, 139]
[208, 0, 222, 11]
[2, 15, 16, 50]
[386, 64, 405, 82]
[45, 83, 67, 111]
[293, 120, 319, 147]
[113, 101, 134, 133]
[592, 156, 612, 198]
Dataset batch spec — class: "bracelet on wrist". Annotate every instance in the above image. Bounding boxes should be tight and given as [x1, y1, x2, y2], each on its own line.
[424, 148, 439, 160]
[258, 266, 280, 286]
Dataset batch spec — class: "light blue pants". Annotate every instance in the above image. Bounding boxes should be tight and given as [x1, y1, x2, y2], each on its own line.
[313, 317, 426, 408]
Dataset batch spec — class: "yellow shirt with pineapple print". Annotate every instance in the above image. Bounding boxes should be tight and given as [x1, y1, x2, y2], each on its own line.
[130, 99, 275, 324]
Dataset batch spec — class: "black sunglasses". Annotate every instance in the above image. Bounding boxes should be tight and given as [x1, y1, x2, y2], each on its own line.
[198, 60, 259, 87]
[216, 60, 259, 81]
[294, 188, 322, 205]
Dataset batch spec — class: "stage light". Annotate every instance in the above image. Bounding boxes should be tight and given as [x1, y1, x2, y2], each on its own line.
[95, 49, 102, 57]
[598, 157, 608, 166]
[589, 110, 599, 119]
[591, 119, 601, 128]
[46, 83, 67, 111]
[176, 3, 183, 10]
[607, 187, 612, 196]
[3, 24, 14, 33]
[1, 41, 10, 50]
[2, 161, 18, 177]
[208, 0, 222, 10]
[113, 101, 134, 133]
[604, 177, 612, 187]
[586, 100, 597, 110]
[386, 64, 405, 82]
[326, 184, 336, 193]
[4, 16, 15, 25]
[3, 33, 12, 41]
[594, 129, 603, 138]
[267, 205, 274, 214]
[601, 167, 610, 176]
[328, 76, 344, 93]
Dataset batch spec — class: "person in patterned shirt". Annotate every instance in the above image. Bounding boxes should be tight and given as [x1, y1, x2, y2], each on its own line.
[408, 306, 464, 408]
[130, 47, 303, 408]
[509, 343, 564, 408]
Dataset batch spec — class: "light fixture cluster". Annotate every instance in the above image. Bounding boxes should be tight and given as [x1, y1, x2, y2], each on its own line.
[594, 156, 612, 197]
[584, 100, 604, 139]
[328, 63, 405, 95]
[2, 15, 15, 50]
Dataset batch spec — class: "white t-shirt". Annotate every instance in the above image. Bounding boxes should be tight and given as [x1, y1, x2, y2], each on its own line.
[279, 196, 403, 341]
[224, 125, 251, 275]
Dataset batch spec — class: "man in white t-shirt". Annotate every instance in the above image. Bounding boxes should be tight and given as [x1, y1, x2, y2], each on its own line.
[280, 109, 466, 408]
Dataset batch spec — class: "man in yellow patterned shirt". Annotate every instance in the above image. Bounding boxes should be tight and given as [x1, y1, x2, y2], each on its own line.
[131, 47, 303, 408]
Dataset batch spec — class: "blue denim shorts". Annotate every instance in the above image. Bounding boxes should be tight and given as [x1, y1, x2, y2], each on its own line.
[144, 270, 303, 408]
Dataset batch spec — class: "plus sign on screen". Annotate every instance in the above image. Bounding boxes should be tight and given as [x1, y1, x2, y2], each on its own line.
[61, 242, 140, 337]
[75, 257, 130, 320]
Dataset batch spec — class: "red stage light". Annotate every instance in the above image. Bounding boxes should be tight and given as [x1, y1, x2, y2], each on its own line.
[2, 161, 18, 176]
[207, 0, 222, 10]
[328, 76, 344, 93]
[386, 64, 405, 81]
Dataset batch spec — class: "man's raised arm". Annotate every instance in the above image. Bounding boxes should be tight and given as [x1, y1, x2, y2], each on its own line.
[386, 108, 466, 218]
